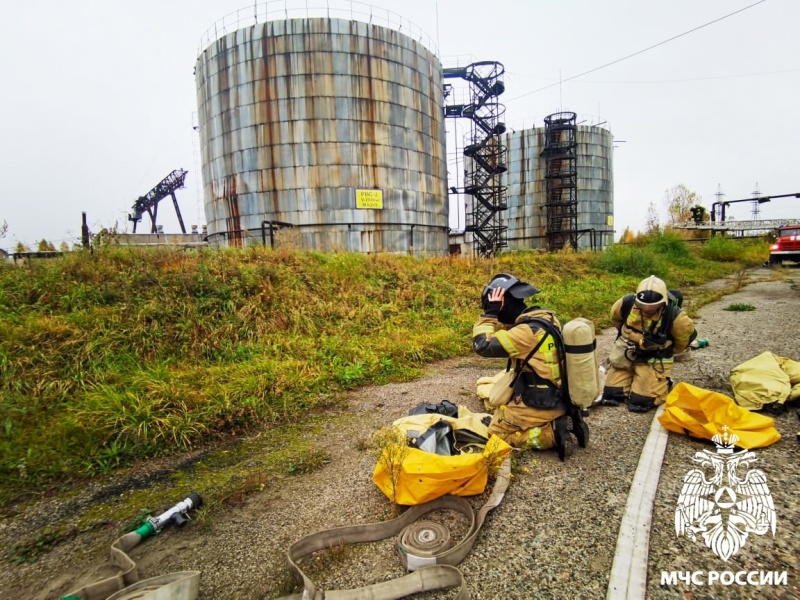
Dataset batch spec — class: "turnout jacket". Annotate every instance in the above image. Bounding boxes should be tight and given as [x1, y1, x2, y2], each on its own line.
[610, 298, 695, 356]
[472, 307, 563, 385]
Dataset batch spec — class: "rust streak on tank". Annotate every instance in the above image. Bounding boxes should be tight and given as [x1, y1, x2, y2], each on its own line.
[261, 35, 279, 216]
[224, 175, 242, 247]
[363, 29, 380, 189]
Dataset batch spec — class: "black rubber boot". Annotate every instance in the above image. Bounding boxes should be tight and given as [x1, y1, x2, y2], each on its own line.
[553, 415, 575, 461]
[569, 409, 589, 448]
[600, 386, 626, 407]
[627, 392, 656, 413]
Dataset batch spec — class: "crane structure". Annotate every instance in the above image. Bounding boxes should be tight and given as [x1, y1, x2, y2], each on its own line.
[128, 169, 189, 234]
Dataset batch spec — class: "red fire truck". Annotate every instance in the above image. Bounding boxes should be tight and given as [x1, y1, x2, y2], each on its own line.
[769, 224, 800, 266]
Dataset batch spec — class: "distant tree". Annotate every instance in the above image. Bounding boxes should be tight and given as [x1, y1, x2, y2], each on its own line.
[645, 201, 661, 234]
[619, 227, 635, 243]
[59, 241, 70, 252]
[14, 241, 29, 253]
[663, 184, 700, 227]
[93, 227, 121, 247]
[37, 239, 56, 252]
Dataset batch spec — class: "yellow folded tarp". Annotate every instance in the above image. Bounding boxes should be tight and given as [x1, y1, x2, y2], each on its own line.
[730, 351, 800, 410]
[658, 382, 781, 449]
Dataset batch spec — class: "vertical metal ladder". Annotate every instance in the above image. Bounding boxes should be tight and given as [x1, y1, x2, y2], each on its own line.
[541, 112, 578, 251]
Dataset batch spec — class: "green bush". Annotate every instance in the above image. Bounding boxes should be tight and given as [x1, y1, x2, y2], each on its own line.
[648, 232, 695, 265]
[699, 237, 770, 264]
[593, 243, 669, 276]
[700, 236, 742, 262]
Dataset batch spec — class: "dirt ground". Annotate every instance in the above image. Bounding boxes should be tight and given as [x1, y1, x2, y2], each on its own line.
[0, 266, 798, 600]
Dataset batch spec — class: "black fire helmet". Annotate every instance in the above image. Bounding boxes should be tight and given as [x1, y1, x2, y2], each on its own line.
[481, 273, 540, 305]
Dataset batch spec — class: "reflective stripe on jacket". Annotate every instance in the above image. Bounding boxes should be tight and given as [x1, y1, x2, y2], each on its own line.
[472, 308, 563, 384]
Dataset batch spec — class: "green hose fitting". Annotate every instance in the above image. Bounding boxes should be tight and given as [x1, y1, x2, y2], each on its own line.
[134, 520, 157, 538]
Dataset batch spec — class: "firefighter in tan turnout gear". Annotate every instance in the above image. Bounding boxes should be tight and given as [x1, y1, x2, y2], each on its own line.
[472, 274, 589, 460]
[601, 275, 696, 412]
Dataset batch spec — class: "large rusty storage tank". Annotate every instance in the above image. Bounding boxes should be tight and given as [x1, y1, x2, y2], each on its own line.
[502, 125, 614, 250]
[195, 14, 448, 253]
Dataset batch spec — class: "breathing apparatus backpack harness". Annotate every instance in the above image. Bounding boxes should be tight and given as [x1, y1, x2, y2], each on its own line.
[513, 314, 589, 446]
[493, 310, 557, 400]
[616, 291, 684, 370]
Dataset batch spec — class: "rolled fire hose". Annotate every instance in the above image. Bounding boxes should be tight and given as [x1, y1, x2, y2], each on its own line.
[59, 494, 202, 600]
[58, 456, 510, 600]
[280, 456, 512, 600]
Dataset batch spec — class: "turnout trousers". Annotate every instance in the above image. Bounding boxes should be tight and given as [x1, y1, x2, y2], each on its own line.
[604, 357, 673, 410]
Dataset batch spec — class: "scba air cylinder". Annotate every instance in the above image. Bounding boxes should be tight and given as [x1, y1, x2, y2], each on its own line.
[562, 318, 600, 409]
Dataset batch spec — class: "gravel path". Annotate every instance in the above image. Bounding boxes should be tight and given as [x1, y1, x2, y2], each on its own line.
[1, 267, 798, 600]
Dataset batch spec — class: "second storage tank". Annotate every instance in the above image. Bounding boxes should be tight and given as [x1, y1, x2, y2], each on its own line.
[502, 124, 614, 250]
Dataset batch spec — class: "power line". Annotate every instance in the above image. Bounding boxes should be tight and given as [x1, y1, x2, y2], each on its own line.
[569, 66, 800, 85]
[358, 2, 774, 147]
[505, 0, 769, 103]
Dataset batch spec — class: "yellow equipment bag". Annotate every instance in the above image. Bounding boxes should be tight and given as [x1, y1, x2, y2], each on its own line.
[391, 407, 491, 441]
[658, 382, 781, 449]
[372, 435, 512, 506]
[729, 351, 800, 410]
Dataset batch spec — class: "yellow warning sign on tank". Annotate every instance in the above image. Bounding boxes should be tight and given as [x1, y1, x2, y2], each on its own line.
[356, 188, 383, 209]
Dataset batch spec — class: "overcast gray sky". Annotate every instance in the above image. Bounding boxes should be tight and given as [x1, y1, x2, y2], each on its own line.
[1, 0, 797, 249]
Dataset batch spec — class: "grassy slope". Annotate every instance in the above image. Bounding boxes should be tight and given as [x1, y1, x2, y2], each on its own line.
[0, 236, 767, 504]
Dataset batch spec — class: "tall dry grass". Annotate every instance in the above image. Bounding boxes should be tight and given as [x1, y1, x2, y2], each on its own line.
[0, 236, 761, 502]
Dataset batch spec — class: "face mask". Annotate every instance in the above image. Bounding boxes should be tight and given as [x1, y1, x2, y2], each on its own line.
[637, 304, 664, 319]
[498, 298, 525, 324]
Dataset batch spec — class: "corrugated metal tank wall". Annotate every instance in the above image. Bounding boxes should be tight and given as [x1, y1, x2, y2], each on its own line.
[195, 18, 448, 253]
[502, 125, 614, 250]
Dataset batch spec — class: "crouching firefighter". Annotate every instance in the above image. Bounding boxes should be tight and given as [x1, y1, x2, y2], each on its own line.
[472, 273, 589, 461]
[601, 275, 696, 412]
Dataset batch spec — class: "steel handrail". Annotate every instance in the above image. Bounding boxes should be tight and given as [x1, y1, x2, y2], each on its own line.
[197, 0, 438, 57]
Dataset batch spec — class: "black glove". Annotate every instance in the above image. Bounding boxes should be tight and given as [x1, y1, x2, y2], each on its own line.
[483, 297, 502, 317]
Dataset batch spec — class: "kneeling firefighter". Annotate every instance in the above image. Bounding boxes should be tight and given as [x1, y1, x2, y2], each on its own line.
[601, 275, 696, 412]
[472, 273, 589, 460]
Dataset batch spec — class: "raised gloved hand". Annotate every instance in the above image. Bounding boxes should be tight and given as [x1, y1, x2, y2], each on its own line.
[483, 286, 505, 317]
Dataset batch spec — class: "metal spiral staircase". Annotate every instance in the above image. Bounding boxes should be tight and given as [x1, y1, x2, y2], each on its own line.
[443, 61, 507, 257]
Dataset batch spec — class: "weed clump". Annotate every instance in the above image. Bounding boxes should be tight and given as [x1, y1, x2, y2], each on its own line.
[723, 303, 756, 312]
